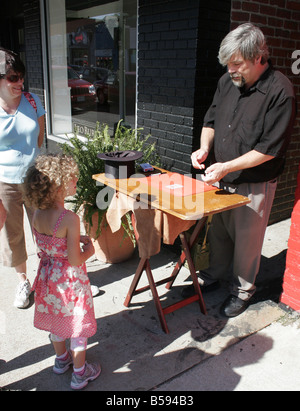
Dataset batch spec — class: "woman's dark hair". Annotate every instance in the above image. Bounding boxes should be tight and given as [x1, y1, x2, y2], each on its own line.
[0, 47, 25, 77]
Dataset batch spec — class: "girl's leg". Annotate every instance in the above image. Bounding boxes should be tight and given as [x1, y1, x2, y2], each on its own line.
[70, 337, 88, 371]
[50, 333, 67, 357]
[50, 334, 73, 374]
[52, 340, 67, 357]
[72, 351, 86, 370]
[70, 337, 101, 390]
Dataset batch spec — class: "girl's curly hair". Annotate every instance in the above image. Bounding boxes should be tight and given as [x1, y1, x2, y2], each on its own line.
[23, 154, 78, 210]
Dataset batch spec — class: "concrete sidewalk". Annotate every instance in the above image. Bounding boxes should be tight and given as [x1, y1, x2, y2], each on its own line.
[156, 314, 300, 391]
[0, 217, 299, 391]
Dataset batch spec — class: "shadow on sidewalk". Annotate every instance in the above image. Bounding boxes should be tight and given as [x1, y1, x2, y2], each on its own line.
[0, 247, 286, 391]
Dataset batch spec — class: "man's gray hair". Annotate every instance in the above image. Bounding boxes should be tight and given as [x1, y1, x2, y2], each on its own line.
[218, 23, 269, 66]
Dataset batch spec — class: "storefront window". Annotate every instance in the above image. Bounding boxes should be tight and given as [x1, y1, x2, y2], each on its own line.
[45, 0, 137, 138]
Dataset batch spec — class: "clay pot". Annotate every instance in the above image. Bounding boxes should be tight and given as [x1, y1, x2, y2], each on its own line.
[87, 211, 135, 264]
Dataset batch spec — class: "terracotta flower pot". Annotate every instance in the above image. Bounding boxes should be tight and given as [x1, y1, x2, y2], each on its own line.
[87, 211, 135, 264]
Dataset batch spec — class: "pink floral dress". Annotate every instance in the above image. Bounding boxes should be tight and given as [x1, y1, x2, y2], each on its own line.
[32, 209, 97, 339]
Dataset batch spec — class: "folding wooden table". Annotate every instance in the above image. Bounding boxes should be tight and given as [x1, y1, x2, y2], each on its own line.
[93, 170, 250, 333]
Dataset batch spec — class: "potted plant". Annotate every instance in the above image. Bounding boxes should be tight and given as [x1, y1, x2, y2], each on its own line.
[61, 120, 160, 263]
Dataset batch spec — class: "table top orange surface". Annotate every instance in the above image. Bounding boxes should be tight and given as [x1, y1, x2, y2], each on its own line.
[93, 170, 250, 221]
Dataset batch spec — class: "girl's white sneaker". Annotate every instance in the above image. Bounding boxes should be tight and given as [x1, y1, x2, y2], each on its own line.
[71, 362, 101, 390]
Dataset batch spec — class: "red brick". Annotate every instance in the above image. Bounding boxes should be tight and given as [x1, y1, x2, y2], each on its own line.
[287, 238, 300, 254]
[271, 0, 286, 7]
[282, 283, 300, 302]
[281, 292, 300, 311]
[232, 1, 242, 10]
[282, 268, 300, 288]
[231, 11, 250, 21]
[260, 5, 277, 16]
[287, 1, 300, 11]
[250, 13, 268, 25]
[242, 2, 260, 12]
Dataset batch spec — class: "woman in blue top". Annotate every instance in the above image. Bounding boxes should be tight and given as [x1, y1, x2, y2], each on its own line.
[0, 48, 46, 308]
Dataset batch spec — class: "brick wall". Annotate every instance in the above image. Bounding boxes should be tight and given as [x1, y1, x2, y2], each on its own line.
[137, 0, 231, 173]
[137, 0, 199, 173]
[231, 0, 300, 223]
[281, 162, 300, 309]
[138, 0, 299, 224]
[193, 1, 231, 152]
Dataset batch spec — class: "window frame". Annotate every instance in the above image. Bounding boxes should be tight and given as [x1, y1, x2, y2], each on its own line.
[39, 0, 138, 143]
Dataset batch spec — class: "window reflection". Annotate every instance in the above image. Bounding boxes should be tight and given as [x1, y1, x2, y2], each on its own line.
[68, 66, 97, 109]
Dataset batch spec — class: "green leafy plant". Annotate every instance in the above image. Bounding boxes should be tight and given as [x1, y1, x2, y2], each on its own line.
[61, 121, 160, 242]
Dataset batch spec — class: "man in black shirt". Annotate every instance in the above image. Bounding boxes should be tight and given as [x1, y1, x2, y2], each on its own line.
[189, 23, 296, 317]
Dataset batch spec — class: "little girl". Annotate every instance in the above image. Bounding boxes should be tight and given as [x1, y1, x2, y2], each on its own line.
[23, 154, 101, 390]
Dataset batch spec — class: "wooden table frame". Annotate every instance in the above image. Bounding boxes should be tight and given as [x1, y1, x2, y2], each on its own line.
[93, 170, 250, 333]
[124, 215, 208, 333]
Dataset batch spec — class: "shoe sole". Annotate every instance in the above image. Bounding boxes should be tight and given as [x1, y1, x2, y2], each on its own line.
[70, 367, 102, 390]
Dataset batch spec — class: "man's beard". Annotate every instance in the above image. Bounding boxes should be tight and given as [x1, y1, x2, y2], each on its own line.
[230, 74, 246, 88]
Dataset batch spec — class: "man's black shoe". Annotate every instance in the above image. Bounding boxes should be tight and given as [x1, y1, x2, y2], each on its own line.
[181, 281, 219, 299]
[220, 295, 250, 318]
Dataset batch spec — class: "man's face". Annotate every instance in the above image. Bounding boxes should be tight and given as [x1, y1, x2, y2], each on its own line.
[227, 52, 260, 89]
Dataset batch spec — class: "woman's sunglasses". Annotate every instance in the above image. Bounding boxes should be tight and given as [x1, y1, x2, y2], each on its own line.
[1, 74, 24, 83]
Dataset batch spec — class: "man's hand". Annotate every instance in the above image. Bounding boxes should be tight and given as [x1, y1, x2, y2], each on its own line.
[201, 162, 229, 185]
[201, 150, 275, 185]
[191, 127, 215, 170]
[191, 148, 209, 170]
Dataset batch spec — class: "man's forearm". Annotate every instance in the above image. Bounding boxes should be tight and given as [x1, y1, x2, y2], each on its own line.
[223, 150, 275, 175]
[203, 150, 275, 184]
[200, 127, 215, 153]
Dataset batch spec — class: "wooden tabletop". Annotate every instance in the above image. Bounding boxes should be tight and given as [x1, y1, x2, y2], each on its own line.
[93, 170, 250, 221]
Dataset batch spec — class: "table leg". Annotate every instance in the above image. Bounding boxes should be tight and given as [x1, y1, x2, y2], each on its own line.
[124, 215, 207, 333]
[144, 259, 170, 333]
[166, 217, 207, 290]
[124, 257, 170, 333]
[124, 257, 147, 307]
[180, 232, 207, 315]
